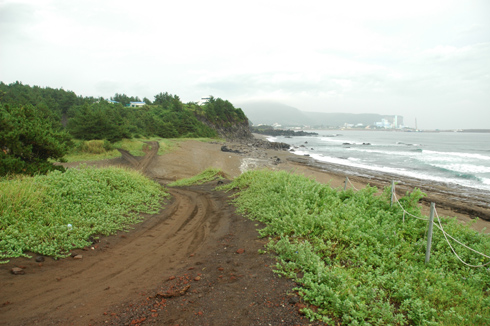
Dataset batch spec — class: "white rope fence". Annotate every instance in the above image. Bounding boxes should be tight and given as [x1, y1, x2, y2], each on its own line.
[389, 182, 490, 268]
[343, 177, 490, 268]
[393, 191, 429, 221]
[343, 176, 360, 191]
[347, 177, 359, 191]
[434, 210, 490, 268]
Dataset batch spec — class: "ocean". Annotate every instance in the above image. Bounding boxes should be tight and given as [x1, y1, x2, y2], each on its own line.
[267, 130, 490, 193]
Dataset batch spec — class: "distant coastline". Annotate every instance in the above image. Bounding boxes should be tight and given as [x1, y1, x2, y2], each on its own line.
[276, 128, 490, 133]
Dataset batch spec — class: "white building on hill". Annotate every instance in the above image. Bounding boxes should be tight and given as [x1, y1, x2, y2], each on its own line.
[198, 95, 212, 105]
[129, 101, 146, 108]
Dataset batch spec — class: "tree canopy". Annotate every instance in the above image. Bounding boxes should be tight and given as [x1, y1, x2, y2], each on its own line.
[0, 104, 71, 176]
[0, 81, 250, 175]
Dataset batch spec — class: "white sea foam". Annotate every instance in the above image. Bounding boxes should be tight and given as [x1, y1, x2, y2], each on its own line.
[346, 148, 421, 158]
[281, 131, 490, 192]
[320, 137, 351, 144]
[289, 151, 490, 191]
[431, 163, 490, 174]
[424, 150, 490, 161]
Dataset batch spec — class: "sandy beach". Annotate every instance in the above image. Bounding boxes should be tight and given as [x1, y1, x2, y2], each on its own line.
[147, 137, 490, 233]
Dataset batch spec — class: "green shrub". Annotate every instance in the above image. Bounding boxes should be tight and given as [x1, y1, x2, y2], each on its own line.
[168, 168, 225, 187]
[80, 140, 112, 154]
[219, 170, 490, 325]
[0, 166, 168, 262]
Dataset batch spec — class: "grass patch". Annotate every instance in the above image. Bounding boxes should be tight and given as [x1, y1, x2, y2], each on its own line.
[0, 166, 169, 262]
[63, 137, 218, 162]
[64, 138, 179, 162]
[168, 168, 225, 187]
[218, 170, 490, 325]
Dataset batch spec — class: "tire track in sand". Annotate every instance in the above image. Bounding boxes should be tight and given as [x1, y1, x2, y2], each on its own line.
[0, 145, 230, 326]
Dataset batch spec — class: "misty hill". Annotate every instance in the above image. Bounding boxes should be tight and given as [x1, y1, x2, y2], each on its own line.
[237, 101, 391, 128]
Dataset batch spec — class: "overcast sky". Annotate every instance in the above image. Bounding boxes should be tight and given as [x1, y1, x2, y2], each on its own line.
[1, 0, 489, 129]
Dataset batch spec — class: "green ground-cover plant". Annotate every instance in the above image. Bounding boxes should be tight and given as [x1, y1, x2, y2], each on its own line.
[219, 170, 490, 325]
[168, 168, 225, 187]
[0, 166, 168, 262]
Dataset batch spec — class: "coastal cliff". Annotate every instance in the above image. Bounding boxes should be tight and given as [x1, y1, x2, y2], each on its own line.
[194, 114, 253, 141]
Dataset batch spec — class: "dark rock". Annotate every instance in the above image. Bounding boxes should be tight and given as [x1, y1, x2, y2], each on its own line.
[11, 267, 25, 275]
[35, 256, 45, 262]
[288, 296, 299, 305]
[221, 145, 241, 154]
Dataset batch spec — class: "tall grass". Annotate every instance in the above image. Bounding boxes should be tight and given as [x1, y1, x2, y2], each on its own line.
[64, 138, 184, 162]
[168, 168, 225, 187]
[219, 170, 490, 325]
[0, 166, 168, 262]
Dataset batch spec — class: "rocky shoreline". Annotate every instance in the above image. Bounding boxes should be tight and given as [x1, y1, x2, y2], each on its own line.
[221, 134, 490, 223]
[287, 155, 490, 222]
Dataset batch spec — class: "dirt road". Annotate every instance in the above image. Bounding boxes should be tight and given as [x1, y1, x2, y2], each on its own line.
[0, 142, 319, 326]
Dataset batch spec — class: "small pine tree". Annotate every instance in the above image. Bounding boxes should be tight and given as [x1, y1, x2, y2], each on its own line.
[0, 104, 71, 176]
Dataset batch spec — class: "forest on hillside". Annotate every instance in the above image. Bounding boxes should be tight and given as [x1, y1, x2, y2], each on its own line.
[0, 81, 247, 176]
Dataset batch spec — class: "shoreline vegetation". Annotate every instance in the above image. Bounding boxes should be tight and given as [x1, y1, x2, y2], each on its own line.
[0, 166, 168, 262]
[2, 137, 490, 325]
[2, 81, 489, 324]
[219, 169, 490, 325]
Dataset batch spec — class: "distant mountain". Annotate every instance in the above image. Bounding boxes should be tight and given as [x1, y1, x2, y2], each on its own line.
[235, 101, 311, 126]
[236, 101, 395, 128]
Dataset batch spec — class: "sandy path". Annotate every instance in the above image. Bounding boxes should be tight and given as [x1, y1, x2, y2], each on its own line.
[0, 185, 230, 325]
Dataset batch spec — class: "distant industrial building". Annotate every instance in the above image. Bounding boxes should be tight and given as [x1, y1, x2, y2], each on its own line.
[375, 115, 404, 129]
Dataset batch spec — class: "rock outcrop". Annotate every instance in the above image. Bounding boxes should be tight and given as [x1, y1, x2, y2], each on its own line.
[194, 115, 253, 141]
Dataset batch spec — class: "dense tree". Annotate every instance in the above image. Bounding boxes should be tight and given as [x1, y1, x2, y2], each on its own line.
[0, 82, 247, 145]
[154, 92, 183, 112]
[0, 104, 71, 176]
[202, 97, 247, 124]
[111, 93, 141, 106]
[67, 101, 131, 142]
